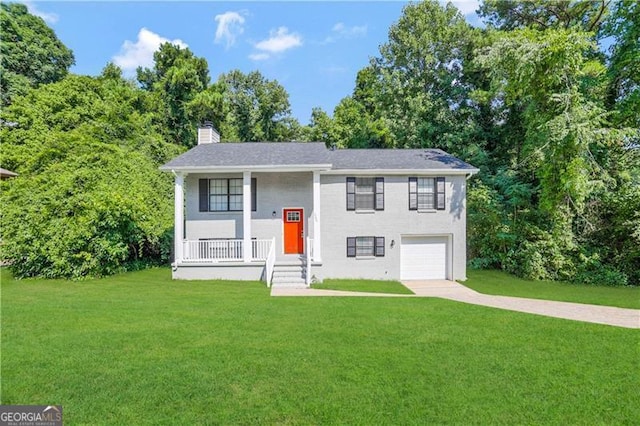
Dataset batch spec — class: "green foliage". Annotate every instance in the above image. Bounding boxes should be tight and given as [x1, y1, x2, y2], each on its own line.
[1, 73, 178, 279]
[1, 142, 173, 278]
[0, 3, 74, 106]
[219, 69, 298, 142]
[3, 269, 639, 424]
[602, 0, 640, 129]
[478, 0, 610, 32]
[137, 43, 216, 147]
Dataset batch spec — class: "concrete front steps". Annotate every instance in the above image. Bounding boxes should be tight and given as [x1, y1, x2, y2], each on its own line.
[271, 259, 308, 288]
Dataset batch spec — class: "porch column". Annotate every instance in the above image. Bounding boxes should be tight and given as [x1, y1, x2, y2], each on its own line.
[174, 172, 185, 264]
[243, 171, 252, 262]
[312, 171, 322, 262]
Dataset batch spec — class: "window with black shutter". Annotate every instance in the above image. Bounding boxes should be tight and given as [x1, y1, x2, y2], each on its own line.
[346, 237, 356, 257]
[375, 237, 385, 257]
[346, 177, 384, 211]
[346, 236, 385, 258]
[346, 177, 356, 211]
[408, 177, 446, 210]
[198, 178, 257, 212]
[436, 177, 445, 210]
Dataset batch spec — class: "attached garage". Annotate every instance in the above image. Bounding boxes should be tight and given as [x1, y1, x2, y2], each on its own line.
[400, 236, 449, 280]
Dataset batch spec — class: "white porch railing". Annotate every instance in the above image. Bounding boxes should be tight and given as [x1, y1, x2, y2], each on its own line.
[265, 237, 276, 287]
[306, 237, 313, 286]
[182, 239, 273, 262]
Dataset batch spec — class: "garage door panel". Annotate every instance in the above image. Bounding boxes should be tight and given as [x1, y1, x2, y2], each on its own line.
[401, 236, 447, 280]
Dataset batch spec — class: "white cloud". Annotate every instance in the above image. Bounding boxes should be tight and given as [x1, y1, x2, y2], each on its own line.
[255, 27, 302, 53]
[322, 22, 367, 44]
[112, 28, 187, 73]
[214, 11, 245, 48]
[448, 0, 480, 15]
[22, 1, 58, 24]
[332, 22, 367, 38]
[248, 53, 269, 61]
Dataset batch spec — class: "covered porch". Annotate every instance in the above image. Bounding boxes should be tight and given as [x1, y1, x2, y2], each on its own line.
[171, 169, 324, 286]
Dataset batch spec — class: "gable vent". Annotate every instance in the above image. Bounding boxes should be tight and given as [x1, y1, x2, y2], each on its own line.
[198, 122, 220, 144]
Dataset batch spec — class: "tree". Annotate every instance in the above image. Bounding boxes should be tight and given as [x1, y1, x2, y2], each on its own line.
[478, 0, 611, 32]
[0, 73, 179, 278]
[602, 0, 640, 128]
[137, 43, 216, 147]
[0, 2, 75, 105]
[368, 0, 487, 156]
[219, 70, 299, 142]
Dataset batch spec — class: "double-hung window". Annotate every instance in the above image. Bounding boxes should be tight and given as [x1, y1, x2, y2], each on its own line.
[346, 177, 384, 211]
[409, 177, 445, 210]
[346, 236, 385, 258]
[199, 178, 256, 212]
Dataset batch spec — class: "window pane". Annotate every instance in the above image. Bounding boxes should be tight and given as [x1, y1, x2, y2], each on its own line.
[356, 193, 374, 210]
[229, 179, 243, 195]
[417, 178, 435, 209]
[355, 177, 375, 210]
[356, 177, 374, 193]
[210, 179, 227, 195]
[229, 194, 243, 211]
[356, 237, 375, 257]
[210, 195, 228, 211]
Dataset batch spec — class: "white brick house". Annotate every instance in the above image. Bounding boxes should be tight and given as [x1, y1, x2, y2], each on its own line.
[160, 125, 478, 287]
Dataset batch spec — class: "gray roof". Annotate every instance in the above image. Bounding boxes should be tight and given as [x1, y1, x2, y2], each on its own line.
[161, 142, 331, 169]
[329, 148, 476, 170]
[160, 142, 478, 172]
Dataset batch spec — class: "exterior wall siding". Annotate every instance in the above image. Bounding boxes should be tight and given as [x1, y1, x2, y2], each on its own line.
[316, 174, 468, 281]
[184, 172, 314, 257]
[180, 171, 468, 281]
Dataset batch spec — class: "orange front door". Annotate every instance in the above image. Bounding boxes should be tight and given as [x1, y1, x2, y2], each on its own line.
[283, 208, 304, 254]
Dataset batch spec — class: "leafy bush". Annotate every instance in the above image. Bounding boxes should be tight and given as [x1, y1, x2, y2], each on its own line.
[1, 139, 173, 279]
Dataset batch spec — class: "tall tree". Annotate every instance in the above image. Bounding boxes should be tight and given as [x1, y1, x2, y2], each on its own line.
[219, 70, 298, 142]
[0, 2, 75, 105]
[0, 73, 179, 278]
[137, 43, 218, 147]
[602, 0, 640, 128]
[478, 0, 611, 32]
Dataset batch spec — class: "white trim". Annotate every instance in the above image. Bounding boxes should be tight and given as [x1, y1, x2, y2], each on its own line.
[242, 171, 251, 263]
[161, 165, 332, 173]
[282, 207, 305, 256]
[312, 171, 322, 263]
[162, 166, 478, 175]
[173, 172, 185, 264]
[322, 168, 479, 176]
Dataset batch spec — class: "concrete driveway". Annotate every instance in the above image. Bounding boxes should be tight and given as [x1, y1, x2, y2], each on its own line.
[271, 280, 640, 329]
[401, 280, 640, 329]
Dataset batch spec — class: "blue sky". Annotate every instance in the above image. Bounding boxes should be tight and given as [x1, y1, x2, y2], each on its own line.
[19, 1, 481, 124]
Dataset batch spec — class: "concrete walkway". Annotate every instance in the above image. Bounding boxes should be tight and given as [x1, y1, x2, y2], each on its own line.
[271, 280, 640, 329]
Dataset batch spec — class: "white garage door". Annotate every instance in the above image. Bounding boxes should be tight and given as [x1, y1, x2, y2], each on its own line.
[401, 236, 448, 280]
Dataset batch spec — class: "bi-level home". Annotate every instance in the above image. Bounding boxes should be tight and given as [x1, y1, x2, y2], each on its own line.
[160, 124, 478, 287]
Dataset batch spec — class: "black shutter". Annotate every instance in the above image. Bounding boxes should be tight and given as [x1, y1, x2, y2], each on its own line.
[375, 237, 385, 257]
[346, 237, 356, 257]
[436, 177, 446, 210]
[346, 177, 356, 210]
[251, 178, 257, 212]
[408, 177, 418, 210]
[199, 179, 209, 212]
[375, 177, 384, 210]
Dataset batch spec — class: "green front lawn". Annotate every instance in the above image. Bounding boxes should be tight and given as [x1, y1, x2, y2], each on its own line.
[312, 278, 414, 294]
[2, 268, 638, 424]
[464, 269, 640, 309]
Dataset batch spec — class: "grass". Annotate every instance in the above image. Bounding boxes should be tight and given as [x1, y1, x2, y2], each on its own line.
[2, 268, 639, 424]
[464, 269, 640, 309]
[312, 278, 414, 294]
